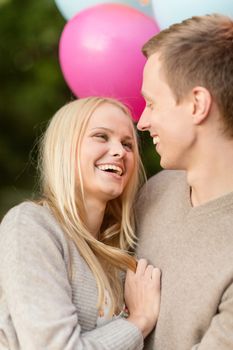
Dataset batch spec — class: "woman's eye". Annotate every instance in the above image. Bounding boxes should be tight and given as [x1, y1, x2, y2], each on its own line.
[94, 134, 108, 141]
[122, 142, 133, 151]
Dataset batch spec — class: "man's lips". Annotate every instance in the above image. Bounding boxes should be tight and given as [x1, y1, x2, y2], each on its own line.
[152, 136, 160, 145]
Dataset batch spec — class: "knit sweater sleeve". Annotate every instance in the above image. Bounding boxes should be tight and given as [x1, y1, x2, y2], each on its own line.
[0, 202, 143, 350]
[191, 281, 233, 350]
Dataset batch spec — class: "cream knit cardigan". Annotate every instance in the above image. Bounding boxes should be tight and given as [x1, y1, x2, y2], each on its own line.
[0, 202, 143, 350]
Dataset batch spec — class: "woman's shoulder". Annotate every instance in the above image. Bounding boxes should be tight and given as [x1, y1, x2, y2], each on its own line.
[1, 201, 50, 223]
[1, 201, 61, 228]
[0, 201, 67, 254]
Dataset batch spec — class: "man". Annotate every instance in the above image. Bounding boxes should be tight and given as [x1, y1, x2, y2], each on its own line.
[136, 14, 233, 350]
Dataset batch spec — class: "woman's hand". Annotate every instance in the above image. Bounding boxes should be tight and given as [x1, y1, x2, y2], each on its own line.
[124, 258, 161, 338]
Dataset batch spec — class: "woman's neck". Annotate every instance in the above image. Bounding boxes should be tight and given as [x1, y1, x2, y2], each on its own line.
[84, 198, 106, 239]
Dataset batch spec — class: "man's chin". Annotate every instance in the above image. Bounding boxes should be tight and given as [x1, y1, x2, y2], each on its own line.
[159, 159, 178, 170]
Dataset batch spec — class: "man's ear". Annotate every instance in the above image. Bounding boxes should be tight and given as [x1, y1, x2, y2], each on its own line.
[191, 86, 212, 125]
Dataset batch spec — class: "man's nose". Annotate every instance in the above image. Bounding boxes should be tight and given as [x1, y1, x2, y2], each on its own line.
[137, 109, 150, 131]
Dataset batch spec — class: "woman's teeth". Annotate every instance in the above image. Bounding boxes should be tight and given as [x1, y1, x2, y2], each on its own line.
[97, 164, 123, 176]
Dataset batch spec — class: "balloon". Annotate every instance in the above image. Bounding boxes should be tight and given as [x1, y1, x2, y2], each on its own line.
[55, 0, 154, 20]
[152, 0, 233, 29]
[59, 4, 159, 121]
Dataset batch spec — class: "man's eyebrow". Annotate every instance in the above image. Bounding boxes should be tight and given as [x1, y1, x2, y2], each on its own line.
[141, 91, 152, 100]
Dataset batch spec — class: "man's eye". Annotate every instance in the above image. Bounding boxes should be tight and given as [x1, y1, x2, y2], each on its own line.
[146, 102, 153, 110]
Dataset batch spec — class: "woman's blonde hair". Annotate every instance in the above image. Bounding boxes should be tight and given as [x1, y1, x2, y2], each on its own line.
[38, 97, 145, 313]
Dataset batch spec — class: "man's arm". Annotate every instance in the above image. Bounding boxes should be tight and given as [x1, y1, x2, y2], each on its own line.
[191, 282, 233, 349]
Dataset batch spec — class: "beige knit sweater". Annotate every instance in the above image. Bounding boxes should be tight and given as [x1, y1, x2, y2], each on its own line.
[0, 202, 143, 350]
[136, 170, 233, 350]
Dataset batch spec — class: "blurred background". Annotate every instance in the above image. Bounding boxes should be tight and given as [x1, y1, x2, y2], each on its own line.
[0, 0, 161, 219]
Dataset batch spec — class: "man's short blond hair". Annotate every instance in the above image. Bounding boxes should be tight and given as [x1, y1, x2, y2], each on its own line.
[143, 14, 233, 136]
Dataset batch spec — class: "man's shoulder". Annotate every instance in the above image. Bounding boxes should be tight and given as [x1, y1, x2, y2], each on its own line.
[149, 169, 185, 182]
[144, 169, 186, 194]
[136, 170, 187, 212]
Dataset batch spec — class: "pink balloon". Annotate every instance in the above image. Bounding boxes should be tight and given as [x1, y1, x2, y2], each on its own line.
[59, 4, 159, 121]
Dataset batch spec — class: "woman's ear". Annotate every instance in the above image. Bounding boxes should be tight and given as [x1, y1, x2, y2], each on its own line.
[191, 86, 212, 125]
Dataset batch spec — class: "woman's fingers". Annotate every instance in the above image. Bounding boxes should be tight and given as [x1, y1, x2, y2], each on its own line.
[144, 264, 154, 279]
[135, 258, 148, 276]
[124, 259, 161, 338]
[152, 267, 161, 285]
[136, 259, 161, 283]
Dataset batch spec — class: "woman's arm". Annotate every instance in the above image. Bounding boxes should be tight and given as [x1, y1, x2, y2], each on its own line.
[0, 202, 143, 350]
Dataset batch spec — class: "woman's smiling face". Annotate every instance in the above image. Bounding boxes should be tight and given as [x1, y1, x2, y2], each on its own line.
[79, 102, 136, 204]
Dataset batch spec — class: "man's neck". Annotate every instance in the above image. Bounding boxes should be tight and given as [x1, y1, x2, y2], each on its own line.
[187, 146, 233, 207]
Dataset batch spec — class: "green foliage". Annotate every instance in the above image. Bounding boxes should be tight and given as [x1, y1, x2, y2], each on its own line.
[0, 0, 161, 219]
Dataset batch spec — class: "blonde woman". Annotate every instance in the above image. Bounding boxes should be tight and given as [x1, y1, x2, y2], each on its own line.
[0, 97, 160, 350]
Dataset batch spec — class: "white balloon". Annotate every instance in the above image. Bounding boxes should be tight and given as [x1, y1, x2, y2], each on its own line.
[151, 0, 233, 29]
[55, 0, 154, 20]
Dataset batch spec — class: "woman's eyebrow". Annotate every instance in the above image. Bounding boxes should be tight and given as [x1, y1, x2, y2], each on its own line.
[90, 127, 133, 140]
[90, 127, 112, 132]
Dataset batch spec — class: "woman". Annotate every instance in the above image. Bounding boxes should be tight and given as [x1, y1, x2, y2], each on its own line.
[0, 97, 160, 349]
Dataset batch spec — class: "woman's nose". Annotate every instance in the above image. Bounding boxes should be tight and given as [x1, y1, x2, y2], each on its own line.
[110, 142, 126, 157]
